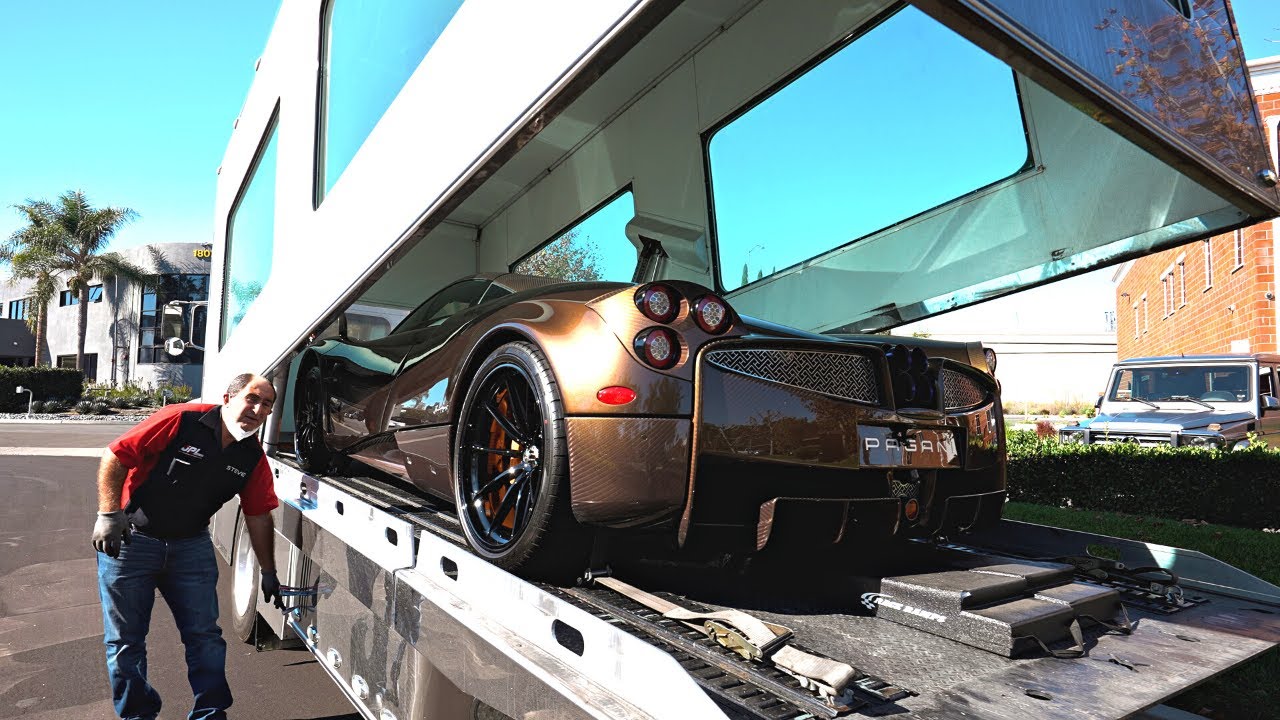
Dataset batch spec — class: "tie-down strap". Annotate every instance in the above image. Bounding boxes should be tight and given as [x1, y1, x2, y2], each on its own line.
[594, 576, 857, 696]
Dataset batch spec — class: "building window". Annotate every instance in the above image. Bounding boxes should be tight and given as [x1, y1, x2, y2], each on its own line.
[1161, 266, 1174, 318]
[8, 298, 29, 320]
[222, 113, 278, 348]
[57, 353, 98, 382]
[316, 0, 465, 204]
[140, 274, 209, 364]
[1232, 229, 1244, 270]
[706, 5, 1030, 292]
[58, 285, 103, 306]
[1177, 256, 1186, 307]
[1203, 238, 1213, 290]
[512, 189, 637, 282]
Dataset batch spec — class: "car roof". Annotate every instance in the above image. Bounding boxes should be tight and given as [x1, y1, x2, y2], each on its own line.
[1117, 353, 1280, 365]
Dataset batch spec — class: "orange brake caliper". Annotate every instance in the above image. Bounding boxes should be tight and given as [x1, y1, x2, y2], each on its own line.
[485, 388, 518, 530]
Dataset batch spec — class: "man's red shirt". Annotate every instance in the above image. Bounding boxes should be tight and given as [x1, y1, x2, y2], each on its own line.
[108, 402, 278, 516]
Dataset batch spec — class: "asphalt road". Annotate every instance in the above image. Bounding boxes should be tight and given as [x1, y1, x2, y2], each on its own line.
[0, 422, 359, 720]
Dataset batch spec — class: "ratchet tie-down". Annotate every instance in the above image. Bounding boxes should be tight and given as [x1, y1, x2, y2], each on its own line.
[592, 574, 860, 706]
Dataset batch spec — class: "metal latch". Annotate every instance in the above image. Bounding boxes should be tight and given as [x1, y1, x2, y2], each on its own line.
[702, 619, 793, 661]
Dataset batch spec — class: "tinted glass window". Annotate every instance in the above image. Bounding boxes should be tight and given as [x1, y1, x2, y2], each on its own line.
[318, 0, 465, 202]
[394, 279, 489, 333]
[1110, 365, 1251, 403]
[140, 274, 210, 364]
[222, 117, 278, 347]
[513, 190, 636, 282]
[707, 6, 1029, 292]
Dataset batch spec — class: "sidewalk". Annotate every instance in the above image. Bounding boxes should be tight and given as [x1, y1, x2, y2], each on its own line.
[0, 412, 149, 424]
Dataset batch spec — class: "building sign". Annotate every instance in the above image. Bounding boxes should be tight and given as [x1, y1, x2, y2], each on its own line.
[194, 247, 213, 260]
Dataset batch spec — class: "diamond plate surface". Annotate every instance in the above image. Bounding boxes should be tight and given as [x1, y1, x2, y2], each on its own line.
[942, 369, 987, 410]
[705, 348, 879, 404]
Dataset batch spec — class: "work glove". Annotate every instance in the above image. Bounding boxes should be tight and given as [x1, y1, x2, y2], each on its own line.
[92, 510, 132, 558]
[261, 569, 284, 609]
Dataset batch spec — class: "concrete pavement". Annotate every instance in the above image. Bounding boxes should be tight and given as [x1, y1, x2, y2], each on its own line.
[0, 422, 358, 720]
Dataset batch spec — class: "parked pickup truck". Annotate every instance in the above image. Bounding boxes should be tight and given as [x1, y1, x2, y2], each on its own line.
[1059, 354, 1280, 449]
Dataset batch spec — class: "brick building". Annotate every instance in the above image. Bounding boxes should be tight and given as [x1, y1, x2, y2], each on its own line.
[1115, 55, 1280, 360]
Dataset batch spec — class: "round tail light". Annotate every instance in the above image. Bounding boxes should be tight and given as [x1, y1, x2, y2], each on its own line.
[692, 294, 731, 334]
[634, 327, 681, 369]
[634, 284, 680, 323]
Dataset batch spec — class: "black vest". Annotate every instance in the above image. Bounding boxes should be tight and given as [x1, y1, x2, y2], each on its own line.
[125, 407, 263, 538]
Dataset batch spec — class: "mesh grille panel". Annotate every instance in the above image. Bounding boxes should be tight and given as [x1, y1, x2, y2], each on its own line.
[943, 369, 987, 409]
[705, 348, 879, 404]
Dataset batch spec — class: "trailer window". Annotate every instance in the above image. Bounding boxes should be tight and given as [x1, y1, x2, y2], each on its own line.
[706, 5, 1030, 292]
[221, 116, 278, 348]
[316, 0, 465, 203]
[513, 190, 636, 282]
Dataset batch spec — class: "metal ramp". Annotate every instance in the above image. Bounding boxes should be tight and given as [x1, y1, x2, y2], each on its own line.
[274, 459, 1280, 719]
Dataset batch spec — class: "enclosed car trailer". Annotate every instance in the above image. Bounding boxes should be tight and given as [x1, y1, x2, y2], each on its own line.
[201, 0, 1280, 717]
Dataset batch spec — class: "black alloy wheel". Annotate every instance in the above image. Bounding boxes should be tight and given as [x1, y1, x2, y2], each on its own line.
[294, 364, 334, 473]
[454, 342, 584, 579]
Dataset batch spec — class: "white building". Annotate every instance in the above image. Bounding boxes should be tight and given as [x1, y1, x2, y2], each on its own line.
[0, 242, 210, 394]
[897, 268, 1118, 409]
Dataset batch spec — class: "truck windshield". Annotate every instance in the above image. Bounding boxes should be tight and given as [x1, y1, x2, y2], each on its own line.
[1109, 365, 1252, 404]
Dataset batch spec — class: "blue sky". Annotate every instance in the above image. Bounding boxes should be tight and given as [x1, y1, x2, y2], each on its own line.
[0, 0, 1274, 270]
[0, 1, 281, 256]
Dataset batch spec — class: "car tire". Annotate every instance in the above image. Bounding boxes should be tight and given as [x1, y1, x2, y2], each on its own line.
[294, 363, 335, 474]
[453, 341, 586, 580]
[230, 512, 263, 643]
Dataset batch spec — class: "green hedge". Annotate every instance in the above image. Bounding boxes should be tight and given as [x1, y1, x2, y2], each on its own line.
[0, 367, 85, 412]
[1006, 429, 1280, 530]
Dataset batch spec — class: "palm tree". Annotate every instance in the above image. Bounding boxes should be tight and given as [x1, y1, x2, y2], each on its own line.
[6, 248, 60, 366]
[4, 190, 151, 373]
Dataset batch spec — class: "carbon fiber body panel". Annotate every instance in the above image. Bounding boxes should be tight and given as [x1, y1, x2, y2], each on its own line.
[565, 416, 691, 527]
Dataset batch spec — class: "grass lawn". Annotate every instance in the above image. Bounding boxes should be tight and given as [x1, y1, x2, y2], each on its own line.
[1003, 502, 1280, 720]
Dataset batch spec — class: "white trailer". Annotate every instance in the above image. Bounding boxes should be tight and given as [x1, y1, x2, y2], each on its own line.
[201, 0, 1280, 717]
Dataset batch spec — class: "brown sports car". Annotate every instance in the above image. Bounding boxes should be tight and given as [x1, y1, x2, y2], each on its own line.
[294, 273, 1006, 578]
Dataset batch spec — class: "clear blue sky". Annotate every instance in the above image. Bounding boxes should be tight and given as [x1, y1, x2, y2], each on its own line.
[0, 1, 281, 257]
[0, 0, 1274, 269]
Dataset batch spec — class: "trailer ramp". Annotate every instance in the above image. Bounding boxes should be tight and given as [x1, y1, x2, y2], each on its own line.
[271, 461, 1280, 719]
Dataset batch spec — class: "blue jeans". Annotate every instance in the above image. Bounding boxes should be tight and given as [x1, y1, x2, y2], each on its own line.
[97, 532, 232, 720]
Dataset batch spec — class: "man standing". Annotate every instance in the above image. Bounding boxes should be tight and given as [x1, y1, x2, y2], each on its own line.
[92, 373, 284, 720]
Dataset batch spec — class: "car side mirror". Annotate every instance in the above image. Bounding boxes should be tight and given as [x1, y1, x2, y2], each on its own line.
[164, 337, 186, 357]
[1094, 396, 1103, 409]
[1262, 395, 1280, 412]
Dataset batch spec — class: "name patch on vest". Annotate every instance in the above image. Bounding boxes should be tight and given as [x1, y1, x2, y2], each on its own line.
[226, 465, 247, 478]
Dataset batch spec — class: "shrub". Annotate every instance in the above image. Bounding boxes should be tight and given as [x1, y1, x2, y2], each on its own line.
[111, 397, 131, 409]
[91, 401, 110, 415]
[0, 367, 85, 413]
[1034, 419, 1056, 438]
[27, 400, 45, 414]
[1006, 430, 1280, 530]
[75, 400, 95, 414]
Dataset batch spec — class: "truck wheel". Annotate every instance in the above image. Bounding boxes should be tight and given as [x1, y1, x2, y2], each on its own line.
[230, 513, 262, 642]
[294, 364, 334, 473]
[453, 341, 586, 580]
